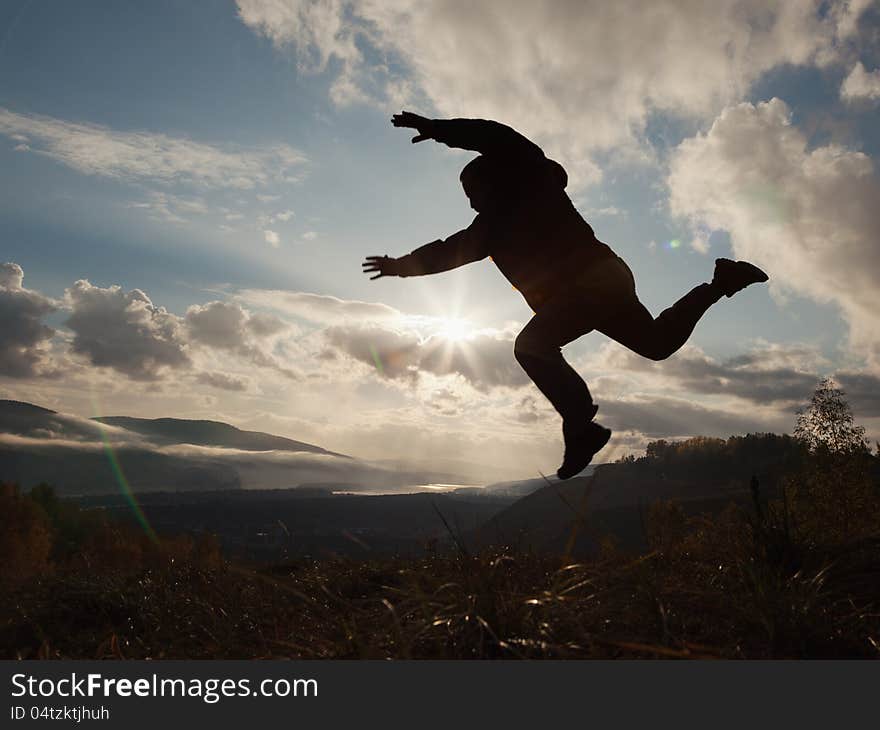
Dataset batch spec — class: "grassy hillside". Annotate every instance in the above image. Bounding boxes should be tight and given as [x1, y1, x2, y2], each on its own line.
[472, 433, 813, 555]
[2, 435, 878, 659]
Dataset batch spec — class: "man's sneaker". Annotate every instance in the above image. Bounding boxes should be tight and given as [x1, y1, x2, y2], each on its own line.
[711, 258, 769, 298]
[561, 403, 598, 444]
[557, 420, 612, 480]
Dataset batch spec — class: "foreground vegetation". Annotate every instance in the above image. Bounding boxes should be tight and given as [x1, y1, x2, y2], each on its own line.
[2, 459, 878, 659]
[2, 379, 878, 659]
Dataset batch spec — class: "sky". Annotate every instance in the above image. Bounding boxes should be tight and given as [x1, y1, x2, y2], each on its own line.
[1, 0, 879, 480]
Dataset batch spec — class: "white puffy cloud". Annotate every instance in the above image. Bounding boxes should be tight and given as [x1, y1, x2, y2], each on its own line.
[4, 270, 301, 386]
[0, 263, 59, 378]
[263, 229, 281, 247]
[0, 107, 306, 189]
[0, 262, 24, 289]
[185, 300, 287, 347]
[668, 98, 880, 362]
[841, 61, 880, 101]
[247, 311, 288, 338]
[64, 280, 190, 380]
[185, 300, 297, 378]
[236, 0, 870, 183]
[186, 301, 251, 350]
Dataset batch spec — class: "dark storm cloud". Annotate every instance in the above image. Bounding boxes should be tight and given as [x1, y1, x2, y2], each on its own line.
[834, 372, 880, 417]
[603, 344, 824, 405]
[599, 396, 789, 439]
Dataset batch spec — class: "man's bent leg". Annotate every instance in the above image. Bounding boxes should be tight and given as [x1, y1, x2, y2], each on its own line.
[514, 296, 597, 422]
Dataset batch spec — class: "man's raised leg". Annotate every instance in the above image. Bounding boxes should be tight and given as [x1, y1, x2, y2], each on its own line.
[598, 258, 768, 361]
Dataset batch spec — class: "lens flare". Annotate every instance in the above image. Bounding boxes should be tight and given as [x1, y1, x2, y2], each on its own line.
[369, 344, 385, 375]
[665, 238, 682, 251]
[91, 393, 158, 544]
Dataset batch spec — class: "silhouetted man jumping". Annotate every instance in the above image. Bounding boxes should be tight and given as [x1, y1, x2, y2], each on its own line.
[363, 112, 768, 479]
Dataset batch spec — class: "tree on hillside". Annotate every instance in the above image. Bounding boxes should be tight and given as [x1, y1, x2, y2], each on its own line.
[789, 378, 876, 544]
[794, 378, 869, 455]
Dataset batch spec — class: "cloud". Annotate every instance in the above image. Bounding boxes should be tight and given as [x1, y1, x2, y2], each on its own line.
[2, 268, 300, 386]
[185, 300, 297, 378]
[0, 263, 59, 378]
[64, 280, 190, 380]
[258, 210, 295, 225]
[237, 289, 401, 324]
[594, 342, 827, 406]
[185, 300, 287, 346]
[597, 395, 788, 439]
[126, 192, 210, 224]
[264, 229, 281, 247]
[0, 107, 307, 189]
[0, 261, 24, 289]
[247, 311, 287, 338]
[324, 322, 528, 389]
[0, 407, 144, 446]
[0, 427, 470, 492]
[234, 289, 530, 388]
[668, 98, 880, 363]
[236, 0, 870, 184]
[194, 371, 250, 392]
[186, 301, 251, 350]
[834, 371, 880, 417]
[573, 339, 880, 446]
[841, 61, 880, 101]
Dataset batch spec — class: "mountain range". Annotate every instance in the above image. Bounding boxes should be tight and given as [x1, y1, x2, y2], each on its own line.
[4, 399, 808, 557]
[0, 400, 492, 496]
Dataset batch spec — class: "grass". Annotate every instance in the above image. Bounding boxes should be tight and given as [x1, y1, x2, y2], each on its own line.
[3, 514, 879, 659]
[2, 451, 879, 660]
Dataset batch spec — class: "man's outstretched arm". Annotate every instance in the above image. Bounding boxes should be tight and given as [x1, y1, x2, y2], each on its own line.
[362, 216, 490, 280]
[391, 111, 544, 159]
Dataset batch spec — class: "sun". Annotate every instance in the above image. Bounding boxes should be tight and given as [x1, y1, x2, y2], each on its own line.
[436, 317, 473, 342]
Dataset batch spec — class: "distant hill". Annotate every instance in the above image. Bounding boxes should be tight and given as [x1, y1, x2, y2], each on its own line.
[93, 415, 348, 457]
[471, 434, 810, 555]
[454, 469, 596, 500]
[0, 400, 110, 442]
[471, 469, 747, 555]
[0, 400, 242, 494]
[0, 400, 478, 495]
[0, 444, 241, 495]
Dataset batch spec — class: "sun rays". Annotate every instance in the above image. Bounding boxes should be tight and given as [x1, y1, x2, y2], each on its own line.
[435, 316, 473, 343]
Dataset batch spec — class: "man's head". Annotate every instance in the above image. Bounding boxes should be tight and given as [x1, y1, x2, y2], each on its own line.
[459, 155, 496, 212]
[459, 154, 568, 212]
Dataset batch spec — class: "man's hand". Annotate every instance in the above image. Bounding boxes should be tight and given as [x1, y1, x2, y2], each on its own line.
[362, 255, 402, 280]
[391, 111, 434, 143]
